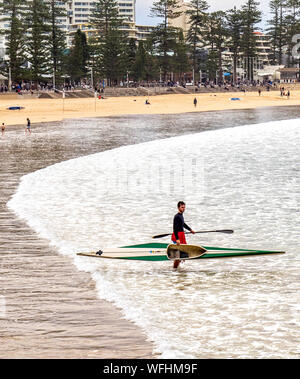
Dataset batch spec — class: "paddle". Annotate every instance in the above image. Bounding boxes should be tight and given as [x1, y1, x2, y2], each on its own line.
[152, 229, 234, 239]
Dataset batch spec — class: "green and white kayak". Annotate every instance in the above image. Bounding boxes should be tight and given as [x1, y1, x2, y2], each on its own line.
[77, 243, 285, 261]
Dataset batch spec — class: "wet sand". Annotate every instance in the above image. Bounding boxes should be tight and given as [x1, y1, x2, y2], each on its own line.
[0, 121, 154, 358]
[1, 107, 300, 358]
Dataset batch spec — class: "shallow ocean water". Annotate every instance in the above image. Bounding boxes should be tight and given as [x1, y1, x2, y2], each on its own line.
[7, 116, 300, 359]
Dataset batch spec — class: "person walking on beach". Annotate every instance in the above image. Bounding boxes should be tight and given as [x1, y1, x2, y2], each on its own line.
[193, 97, 197, 107]
[1, 123, 5, 136]
[171, 201, 195, 269]
[26, 118, 31, 134]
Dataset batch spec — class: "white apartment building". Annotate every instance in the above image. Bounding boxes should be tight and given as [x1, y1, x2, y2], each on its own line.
[67, 1, 156, 46]
[65, 0, 137, 45]
[61, 1, 136, 27]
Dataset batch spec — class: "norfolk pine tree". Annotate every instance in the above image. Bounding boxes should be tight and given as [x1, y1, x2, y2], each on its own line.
[0, 0, 27, 83]
[90, 0, 128, 85]
[126, 38, 138, 81]
[203, 11, 228, 83]
[284, 0, 300, 67]
[47, 0, 67, 86]
[26, 0, 52, 85]
[150, 0, 182, 81]
[240, 0, 262, 81]
[132, 40, 147, 81]
[174, 29, 190, 82]
[90, 0, 121, 36]
[267, 0, 287, 65]
[67, 29, 89, 83]
[186, 0, 209, 83]
[227, 6, 243, 84]
[141, 40, 160, 82]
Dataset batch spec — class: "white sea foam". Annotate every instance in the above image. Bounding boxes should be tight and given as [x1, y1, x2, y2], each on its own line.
[0, 296, 6, 318]
[7, 119, 300, 358]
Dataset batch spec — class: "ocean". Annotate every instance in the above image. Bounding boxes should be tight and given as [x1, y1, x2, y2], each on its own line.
[3, 107, 300, 358]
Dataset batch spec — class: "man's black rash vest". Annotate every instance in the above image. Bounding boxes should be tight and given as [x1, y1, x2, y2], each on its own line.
[173, 213, 192, 240]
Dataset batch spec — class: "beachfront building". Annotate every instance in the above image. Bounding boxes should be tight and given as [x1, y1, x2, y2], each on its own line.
[65, 1, 155, 45]
[255, 65, 283, 82]
[169, 2, 274, 81]
[135, 25, 155, 41]
[68, 23, 154, 48]
[66, 1, 137, 27]
[66, 0, 138, 45]
[277, 68, 300, 83]
[253, 32, 272, 67]
[68, 1, 155, 43]
[221, 32, 272, 80]
[169, 0, 191, 38]
[66, 1, 157, 47]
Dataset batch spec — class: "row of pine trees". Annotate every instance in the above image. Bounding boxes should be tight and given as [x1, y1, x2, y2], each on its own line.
[0, 0, 67, 85]
[0, 0, 299, 86]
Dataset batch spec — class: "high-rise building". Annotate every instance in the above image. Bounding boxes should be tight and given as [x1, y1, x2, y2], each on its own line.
[169, 0, 190, 36]
[65, 0, 137, 46]
[59, 1, 136, 26]
[67, 1, 137, 45]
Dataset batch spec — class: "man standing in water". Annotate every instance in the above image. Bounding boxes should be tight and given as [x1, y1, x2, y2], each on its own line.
[172, 201, 195, 269]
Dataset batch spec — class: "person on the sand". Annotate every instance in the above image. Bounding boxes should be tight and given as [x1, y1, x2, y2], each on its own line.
[26, 118, 31, 134]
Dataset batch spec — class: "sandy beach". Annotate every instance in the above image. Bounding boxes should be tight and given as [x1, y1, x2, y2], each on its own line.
[1, 89, 299, 126]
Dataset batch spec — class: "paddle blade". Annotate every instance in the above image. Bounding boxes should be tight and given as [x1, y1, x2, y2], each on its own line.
[152, 233, 171, 239]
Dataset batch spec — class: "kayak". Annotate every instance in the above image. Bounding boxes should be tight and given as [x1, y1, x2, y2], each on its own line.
[77, 243, 285, 261]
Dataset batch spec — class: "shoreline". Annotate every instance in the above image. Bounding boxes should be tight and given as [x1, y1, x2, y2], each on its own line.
[1, 105, 300, 358]
[1, 90, 299, 127]
[0, 119, 155, 359]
